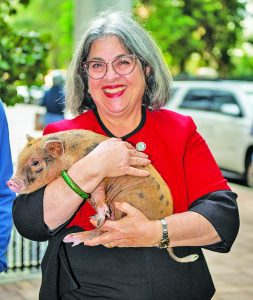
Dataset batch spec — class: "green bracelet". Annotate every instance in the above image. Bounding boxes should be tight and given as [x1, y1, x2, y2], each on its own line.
[61, 170, 90, 199]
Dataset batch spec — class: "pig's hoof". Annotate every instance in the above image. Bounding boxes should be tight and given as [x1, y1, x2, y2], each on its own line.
[105, 208, 111, 218]
[97, 205, 111, 218]
[90, 214, 106, 228]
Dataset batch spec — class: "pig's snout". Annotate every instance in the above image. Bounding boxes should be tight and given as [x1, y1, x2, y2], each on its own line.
[6, 177, 26, 193]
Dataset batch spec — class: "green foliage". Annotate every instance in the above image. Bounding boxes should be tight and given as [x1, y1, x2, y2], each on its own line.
[0, 0, 49, 106]
[134, 0, 248, 78]
[231, 52, 253, 79]
[10, 0, 74, 69]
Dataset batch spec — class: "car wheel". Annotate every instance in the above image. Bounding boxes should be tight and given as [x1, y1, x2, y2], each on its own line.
[246, 156, 253, 188]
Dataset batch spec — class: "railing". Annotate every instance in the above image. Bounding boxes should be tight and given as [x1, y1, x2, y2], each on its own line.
[4, 227, 47, 273]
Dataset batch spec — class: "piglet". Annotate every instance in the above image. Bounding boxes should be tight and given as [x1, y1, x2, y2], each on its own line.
[8, 129, 198, 263]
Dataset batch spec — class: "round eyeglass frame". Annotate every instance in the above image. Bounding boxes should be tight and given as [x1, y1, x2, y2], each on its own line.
[82, 54, 137, 80]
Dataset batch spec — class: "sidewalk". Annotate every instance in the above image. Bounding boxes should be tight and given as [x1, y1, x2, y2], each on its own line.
[0, 273, 41, 300]
[206, 183, 253, 300]
[1, 104, 253, 299]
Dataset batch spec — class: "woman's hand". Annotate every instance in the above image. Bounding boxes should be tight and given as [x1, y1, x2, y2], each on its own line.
[47, 138, 151, 230]
[64, 202, 163, 248]
[88, 138, 151, 179]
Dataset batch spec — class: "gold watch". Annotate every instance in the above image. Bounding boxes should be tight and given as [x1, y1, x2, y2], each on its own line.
[158, 218, 170, 249]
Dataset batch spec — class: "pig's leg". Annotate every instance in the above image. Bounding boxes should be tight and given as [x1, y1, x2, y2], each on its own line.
[63, 228, 103, 247]
[89, 182, 110, 228]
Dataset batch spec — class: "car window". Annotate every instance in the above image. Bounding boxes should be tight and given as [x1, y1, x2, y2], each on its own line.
[179, 88, 213, 111]
[179, 88, 242, 116]
[212, 90, 239, 112]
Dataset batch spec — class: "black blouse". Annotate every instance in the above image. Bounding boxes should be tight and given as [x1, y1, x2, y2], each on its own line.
[13, 188, 239, 299]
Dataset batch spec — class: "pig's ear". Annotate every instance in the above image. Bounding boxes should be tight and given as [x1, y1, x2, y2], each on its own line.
[26, 134, 34, 142]
[44, 140, 64, 158]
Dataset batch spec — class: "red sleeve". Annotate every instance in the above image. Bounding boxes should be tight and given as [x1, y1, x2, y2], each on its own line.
[184, 130, 230, 206]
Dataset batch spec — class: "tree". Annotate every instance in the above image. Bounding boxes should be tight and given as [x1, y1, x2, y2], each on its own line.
[10, 0, 74, 69]
[134, 0, 247, 77]
[0, 0, 49, 106]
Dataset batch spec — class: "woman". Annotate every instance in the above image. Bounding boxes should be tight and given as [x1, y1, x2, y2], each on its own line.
[13, 11, 239, 300]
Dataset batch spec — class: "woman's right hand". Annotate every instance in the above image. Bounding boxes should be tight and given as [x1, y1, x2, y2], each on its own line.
[44, 138, 151, 229]
[87, 138, 151, 178]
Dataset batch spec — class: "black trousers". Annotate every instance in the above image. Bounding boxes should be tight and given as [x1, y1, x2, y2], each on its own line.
[61, 243, 215, 300]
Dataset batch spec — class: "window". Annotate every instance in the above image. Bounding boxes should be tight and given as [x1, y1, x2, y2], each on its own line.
[212, 91, 238, 112]
[179, 88, 242, 115]
[179, 89, 214, 111]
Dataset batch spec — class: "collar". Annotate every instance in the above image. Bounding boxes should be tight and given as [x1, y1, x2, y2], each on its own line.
[93, 106, 146, 140]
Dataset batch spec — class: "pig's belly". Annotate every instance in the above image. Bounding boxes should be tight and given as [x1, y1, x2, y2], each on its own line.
[104, 174, 173, 220]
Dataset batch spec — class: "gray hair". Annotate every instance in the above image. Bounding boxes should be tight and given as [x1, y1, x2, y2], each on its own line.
[65, 11, 172, 116]
[52, 70, 65, 86]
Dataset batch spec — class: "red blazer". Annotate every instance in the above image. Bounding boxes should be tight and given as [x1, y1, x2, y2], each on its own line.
[44, 108, 229, 230]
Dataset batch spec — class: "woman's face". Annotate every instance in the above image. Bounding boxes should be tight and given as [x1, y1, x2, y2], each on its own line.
[87, 35, 146, 119]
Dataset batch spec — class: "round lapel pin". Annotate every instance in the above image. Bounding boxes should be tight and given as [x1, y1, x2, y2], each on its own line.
[136, 142, 146, 152]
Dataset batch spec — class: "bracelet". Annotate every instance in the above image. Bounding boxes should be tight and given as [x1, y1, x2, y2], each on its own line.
[61, 170, 90, 199]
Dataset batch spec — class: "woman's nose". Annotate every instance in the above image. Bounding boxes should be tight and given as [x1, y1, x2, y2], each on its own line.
[104, 63, 119, 81]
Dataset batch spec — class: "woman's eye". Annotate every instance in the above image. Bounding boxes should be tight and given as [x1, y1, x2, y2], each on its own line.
[91, 62, 103, 69]
[119, 59, 130, 65]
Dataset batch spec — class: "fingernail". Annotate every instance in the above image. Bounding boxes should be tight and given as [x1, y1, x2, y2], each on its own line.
[63, 235, 81, 247]
[72, 240, 82, 247]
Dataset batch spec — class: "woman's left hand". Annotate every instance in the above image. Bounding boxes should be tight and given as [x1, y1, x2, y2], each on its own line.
[85, 202, 162, 248]
[64, 202, 163, 248]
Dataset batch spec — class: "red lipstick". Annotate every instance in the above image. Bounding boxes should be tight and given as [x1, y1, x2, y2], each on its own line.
[102, 85, 126, 98]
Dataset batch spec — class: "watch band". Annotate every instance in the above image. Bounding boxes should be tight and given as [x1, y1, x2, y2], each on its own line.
[158, 218, 170, 249]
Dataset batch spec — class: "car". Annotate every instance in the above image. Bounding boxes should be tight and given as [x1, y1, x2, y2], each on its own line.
[166, 80, 253, 187]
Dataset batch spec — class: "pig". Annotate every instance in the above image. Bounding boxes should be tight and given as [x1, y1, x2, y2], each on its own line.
[8, 129, 198, 263]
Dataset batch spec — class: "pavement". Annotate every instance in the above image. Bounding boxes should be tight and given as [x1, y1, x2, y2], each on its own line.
[0, 104, 253, 300]
[206, 183, 253, 300]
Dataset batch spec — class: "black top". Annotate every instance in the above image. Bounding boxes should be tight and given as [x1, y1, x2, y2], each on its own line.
[13, 189, 239, 300]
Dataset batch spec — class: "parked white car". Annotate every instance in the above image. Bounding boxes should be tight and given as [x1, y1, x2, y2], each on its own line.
[166, 80, 253, 187]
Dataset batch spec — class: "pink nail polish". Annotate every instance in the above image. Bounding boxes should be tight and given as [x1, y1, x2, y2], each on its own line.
[63, 235, 81, 247]
[72, 240, 82, 247]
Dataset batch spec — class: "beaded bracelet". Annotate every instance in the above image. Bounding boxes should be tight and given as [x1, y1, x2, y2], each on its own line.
[61, 170, 90, 199]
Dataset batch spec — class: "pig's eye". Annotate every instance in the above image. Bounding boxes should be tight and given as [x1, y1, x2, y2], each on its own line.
[31, 160, 39, 166]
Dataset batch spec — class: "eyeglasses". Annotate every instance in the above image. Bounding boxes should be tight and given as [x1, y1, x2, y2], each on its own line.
[82, 54, 137, 80]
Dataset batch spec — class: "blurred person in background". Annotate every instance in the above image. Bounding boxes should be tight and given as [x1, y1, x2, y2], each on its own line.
[12, 12, 239, 300]
[41, 70, 65, 126]
[0, 100, 16, 272]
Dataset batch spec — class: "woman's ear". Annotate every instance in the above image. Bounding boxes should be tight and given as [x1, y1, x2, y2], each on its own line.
[145, 66, 151, 77]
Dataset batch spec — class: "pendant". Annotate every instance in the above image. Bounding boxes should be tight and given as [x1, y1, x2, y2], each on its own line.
[136, 142, 146, 152]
